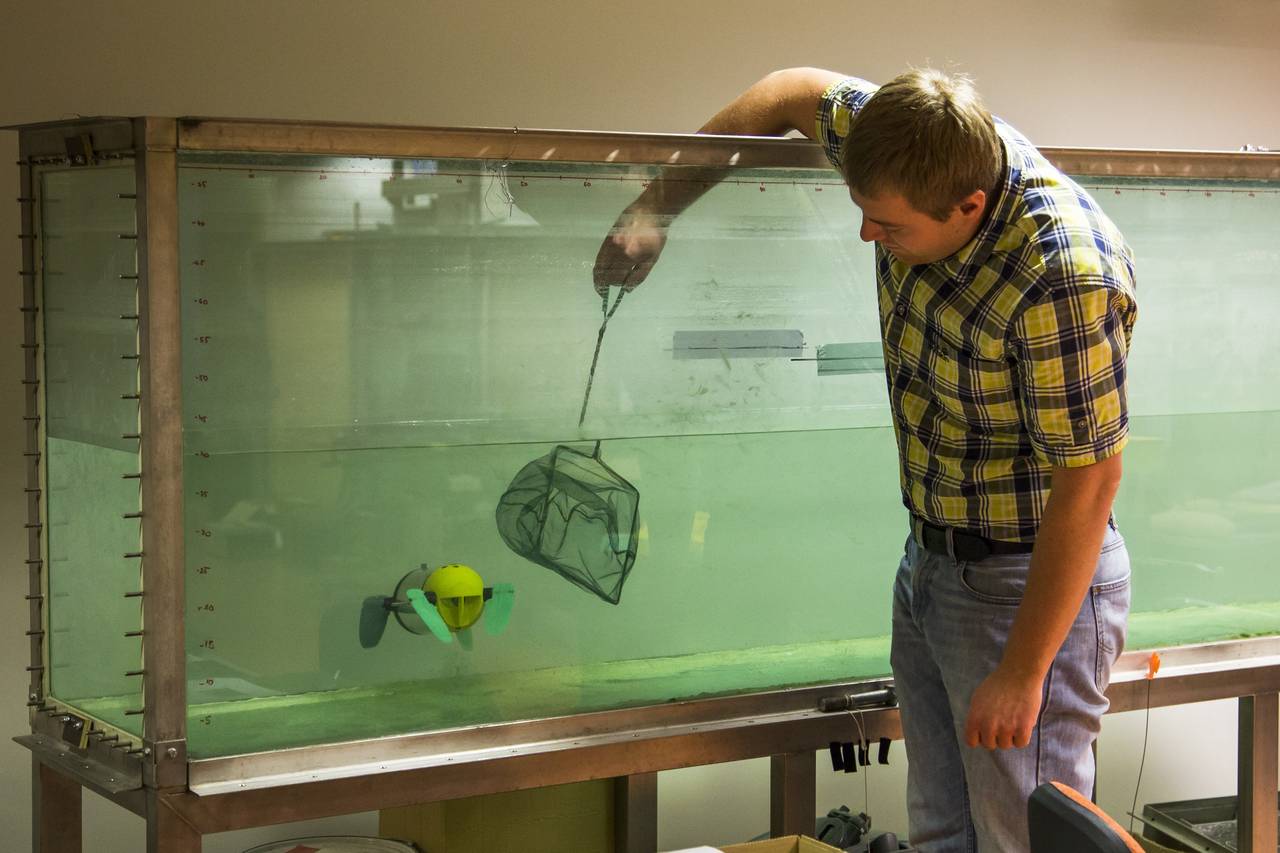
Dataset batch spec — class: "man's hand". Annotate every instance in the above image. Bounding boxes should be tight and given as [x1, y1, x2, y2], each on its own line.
[962, 454, 1124, 751]
[589, 68, 844, 296]
[592, 206, 669, 295]
[964, 665, 1044, 750]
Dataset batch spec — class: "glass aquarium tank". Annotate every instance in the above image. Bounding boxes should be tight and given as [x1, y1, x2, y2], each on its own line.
[17, 118, 1280, 785]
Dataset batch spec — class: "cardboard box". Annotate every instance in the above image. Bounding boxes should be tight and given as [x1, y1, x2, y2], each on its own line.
[380, 779, 613, 853]
[722, 835, 843, 853]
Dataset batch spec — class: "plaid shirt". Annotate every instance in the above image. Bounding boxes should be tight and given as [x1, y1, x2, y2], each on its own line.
[817, 78, 1137, 543]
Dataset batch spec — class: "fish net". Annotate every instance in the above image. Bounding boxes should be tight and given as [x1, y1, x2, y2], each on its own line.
[495, 442, 639, 605]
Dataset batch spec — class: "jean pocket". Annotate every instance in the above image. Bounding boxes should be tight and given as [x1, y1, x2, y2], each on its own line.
[957, 554, 1031, 606]
[1092, 531, 1131, 599]
[1093, 575, 1131, 687]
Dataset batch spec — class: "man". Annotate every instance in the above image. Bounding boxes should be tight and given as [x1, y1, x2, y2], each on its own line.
[593, 68, 1137, 851]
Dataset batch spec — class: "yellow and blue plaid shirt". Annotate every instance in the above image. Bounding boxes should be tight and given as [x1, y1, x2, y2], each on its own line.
[817, 78, 1138, 543]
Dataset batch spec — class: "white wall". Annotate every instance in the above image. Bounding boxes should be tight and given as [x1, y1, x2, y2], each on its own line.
[3, 2, 1279, 850]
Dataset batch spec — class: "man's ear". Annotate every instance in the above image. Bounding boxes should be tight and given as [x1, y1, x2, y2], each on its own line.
[957, 188, 987, 219]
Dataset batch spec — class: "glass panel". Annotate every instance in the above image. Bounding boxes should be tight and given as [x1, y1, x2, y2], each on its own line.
[1076, 179, 1280, 649]
[176, 151, 1280, 757]
[40, 165, 143, 734]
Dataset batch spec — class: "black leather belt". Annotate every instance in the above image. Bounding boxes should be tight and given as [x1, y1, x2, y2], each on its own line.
[912, 516, 1035, 562]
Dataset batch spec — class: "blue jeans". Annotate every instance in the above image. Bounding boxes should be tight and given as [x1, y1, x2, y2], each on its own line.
[890, 524, 1130, 852]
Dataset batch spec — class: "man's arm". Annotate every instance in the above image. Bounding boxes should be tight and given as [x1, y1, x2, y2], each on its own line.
[696, 67, 847, 139]
[593, 67, 845, 292]
[964, 451, 1124, 750]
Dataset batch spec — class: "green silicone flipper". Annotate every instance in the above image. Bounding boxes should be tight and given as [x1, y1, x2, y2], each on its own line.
[406, 588, 453, 644]
[484, 584, 515, 636]
[456, 627, 474, 651]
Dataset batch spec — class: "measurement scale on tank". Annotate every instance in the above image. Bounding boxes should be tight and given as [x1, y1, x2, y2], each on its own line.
[182, 171, 223, 709]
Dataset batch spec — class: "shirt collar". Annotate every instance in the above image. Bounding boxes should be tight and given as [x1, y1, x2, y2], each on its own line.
[934, 125, 1024, 284]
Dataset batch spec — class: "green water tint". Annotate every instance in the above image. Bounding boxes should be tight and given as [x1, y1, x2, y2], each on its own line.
[165, 409, 1278, 757]
[65, 600, 1280, 759]
[38, 152, 1280, 755]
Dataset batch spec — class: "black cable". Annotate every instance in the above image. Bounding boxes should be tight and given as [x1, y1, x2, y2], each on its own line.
[1128, 678, 1153, 835]
[848, 710, 870, 819]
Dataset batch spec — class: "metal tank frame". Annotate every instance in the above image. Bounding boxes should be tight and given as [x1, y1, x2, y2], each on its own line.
[10, 116, 1280, 852]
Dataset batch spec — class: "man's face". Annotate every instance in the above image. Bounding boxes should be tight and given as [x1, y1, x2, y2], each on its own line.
[849, 188, 987, 266]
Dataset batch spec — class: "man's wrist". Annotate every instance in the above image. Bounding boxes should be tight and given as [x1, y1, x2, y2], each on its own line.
[995, 653, 1050, 686]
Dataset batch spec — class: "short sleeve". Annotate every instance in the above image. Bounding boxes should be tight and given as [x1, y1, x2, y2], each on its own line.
[1011, 283, 1136, 468]
[815, 77, 880, 170]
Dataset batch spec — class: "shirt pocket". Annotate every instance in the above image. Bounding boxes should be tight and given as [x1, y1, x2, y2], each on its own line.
[923, 328, 1022, 432]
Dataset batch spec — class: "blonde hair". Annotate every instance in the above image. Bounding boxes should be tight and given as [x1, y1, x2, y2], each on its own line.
[842, 68, 1002, 221]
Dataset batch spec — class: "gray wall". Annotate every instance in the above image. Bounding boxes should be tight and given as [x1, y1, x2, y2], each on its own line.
[3, 1, 1279, 850]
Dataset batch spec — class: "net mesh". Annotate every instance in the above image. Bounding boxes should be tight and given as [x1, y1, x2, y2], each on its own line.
[496, 443, 639, 605]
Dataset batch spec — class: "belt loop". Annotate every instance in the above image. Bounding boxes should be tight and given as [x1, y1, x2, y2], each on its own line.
[945, 526, 957, 562]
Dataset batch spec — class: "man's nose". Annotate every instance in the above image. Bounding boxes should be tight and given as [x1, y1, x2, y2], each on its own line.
[859, 218, 884, 243]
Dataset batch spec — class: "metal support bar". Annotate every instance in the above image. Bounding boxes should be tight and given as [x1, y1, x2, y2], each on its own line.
[614, 773, 658, 853]
[160, 115, 1280, 179]
[1237, 693, 1278, 853]
[147, 789, 202, 853]
[134, 117, 188, 789]
[19, 133, 46, 708]
[770, 750, 816, 839]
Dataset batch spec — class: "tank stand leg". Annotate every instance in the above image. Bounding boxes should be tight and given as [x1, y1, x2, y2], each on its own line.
[770, 750, 816, 839]
[1238, 693, 1278, 853]
[33, 757, 81, 853]
[615, 772, 657, 853]
[147, 788, 201, 853]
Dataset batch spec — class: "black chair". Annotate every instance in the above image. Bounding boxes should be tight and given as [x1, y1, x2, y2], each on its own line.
[1027, 781, 1144, 853]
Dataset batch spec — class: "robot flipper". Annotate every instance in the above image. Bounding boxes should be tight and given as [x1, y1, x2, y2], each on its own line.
[484, 584, 515, 636]
[406, 588, 454, 644]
